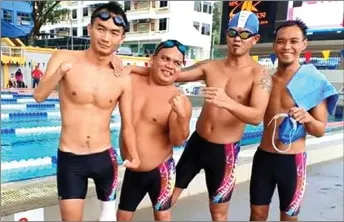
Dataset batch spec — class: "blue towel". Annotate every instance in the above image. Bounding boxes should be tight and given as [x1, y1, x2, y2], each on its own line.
[287, 64, 339, 115]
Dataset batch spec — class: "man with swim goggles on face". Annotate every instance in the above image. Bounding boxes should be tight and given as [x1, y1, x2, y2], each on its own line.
[33, 2, 139, 221]
[117, 39, 192, 221]
[130, 11, 272, 221]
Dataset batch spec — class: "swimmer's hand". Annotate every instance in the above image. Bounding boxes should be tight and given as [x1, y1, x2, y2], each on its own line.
[202, 87, 232, 109]
[58, 62, 72, 76]
[289, 107, 311, 124]
[123, 158, 140, 169]
[111, 54, 123, 77]
[169, 93, 188, 118]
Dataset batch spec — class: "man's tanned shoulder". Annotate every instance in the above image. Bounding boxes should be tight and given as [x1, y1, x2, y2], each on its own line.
[253, 65, 272, 93]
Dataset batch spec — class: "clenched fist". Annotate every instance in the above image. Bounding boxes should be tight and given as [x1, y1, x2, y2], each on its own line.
[58, 62, 72, 76]
[169, 93, 187, 118]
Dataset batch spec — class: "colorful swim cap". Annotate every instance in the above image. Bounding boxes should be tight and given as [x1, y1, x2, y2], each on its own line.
[228, 10, 259, 34]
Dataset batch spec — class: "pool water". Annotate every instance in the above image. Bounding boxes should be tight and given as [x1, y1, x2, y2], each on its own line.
[1, 93, 343, 184]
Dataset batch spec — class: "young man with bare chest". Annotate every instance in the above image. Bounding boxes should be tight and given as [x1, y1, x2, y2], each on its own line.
[117, 40, 192, 221]
[131, 11, 271, 221]
[33, 3, 139, 221]
[249, 20, 337, 221]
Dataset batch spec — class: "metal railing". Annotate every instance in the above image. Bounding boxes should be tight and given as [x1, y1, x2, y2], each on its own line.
[339, 86, 343, 94]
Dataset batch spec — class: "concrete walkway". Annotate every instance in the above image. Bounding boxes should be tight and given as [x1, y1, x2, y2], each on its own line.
[133, 158, 344, 221]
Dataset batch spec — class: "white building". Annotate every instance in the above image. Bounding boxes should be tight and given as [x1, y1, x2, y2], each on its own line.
[40, 1, 214, 60]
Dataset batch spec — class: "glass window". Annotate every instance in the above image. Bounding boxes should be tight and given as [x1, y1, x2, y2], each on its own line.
[72, 28, 78, 36]
[201, 23, 210, 35]
[83, 26, 88, 36]
[159, 18, 167, 31]
[124, 1, 131, 11]
[160, 1, 168, 8]
[193, 21, 200, 30]
[83, 8, 88, 17]
[17, 12, 31, 25]
[72, 9, 77, 19]
[50, 30, 54, 38]
[203, 2, 211, 14]
[194, 2, 201, 12]
[2, 10, 13, 23]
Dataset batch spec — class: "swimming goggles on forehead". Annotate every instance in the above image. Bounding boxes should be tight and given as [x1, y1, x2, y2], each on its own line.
[227, 28, 257, 40]
[155, 40, 187, 56]
[92, 10, 128, 31]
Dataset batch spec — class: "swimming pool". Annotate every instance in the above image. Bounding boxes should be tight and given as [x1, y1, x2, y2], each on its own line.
[1, 91, 343, 184]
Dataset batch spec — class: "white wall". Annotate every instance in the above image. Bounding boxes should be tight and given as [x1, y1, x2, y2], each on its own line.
[322, 70, 344, 84]
[21, 51, 53, 88]
[167, 1, 212, 59]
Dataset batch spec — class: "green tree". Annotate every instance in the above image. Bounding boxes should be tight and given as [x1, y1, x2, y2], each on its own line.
[212, 2, 221, 45]
[28, 1, 68, 45]
[211, 1, 221, 58]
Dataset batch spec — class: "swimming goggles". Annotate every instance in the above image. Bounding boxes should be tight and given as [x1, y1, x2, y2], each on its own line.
[154, 40, 187, 64]
[227, 28, 257, 40]
[92, 10, 128, 32]
[155, 40, 187, 56]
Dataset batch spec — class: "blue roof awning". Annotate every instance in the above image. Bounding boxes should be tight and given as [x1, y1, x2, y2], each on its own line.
[1, 20, 29, 38]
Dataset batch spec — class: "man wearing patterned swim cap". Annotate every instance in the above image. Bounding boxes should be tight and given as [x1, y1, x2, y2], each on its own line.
[227, 10, 260, 35]
[129, 11, 272, 221]
[226, 10, 260, 57]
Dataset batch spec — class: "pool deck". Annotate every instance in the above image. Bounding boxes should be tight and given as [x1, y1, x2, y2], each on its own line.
[1, 130, 343, 220]
[134, 158, 343, 221]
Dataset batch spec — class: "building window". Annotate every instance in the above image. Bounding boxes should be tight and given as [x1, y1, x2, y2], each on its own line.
[83, 8, 88, 17]
[159, 18, 167, 31]
[40, 31, 46, 39]
[203, 2, 212, 14]
[124, 1, 131, 11]
[193, 21, 200, 31]
[83, 26, 88, 36]
[60, 13, 69, 21]
[72, 9, 77, 19]
[2, 10, 13, 23]
[50, 30, 54, 38]
[201, 23, 210, 35]
[72, 28, 78, 36]
[133, 1, 149, 9]
[160, 1, 168, 8]
[194, 2, 201, 12]
[133, 24, 138, 32]
[17, 12, 31, 25]
[137, 23, 149, 33]
[151, 0, 156, 8]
